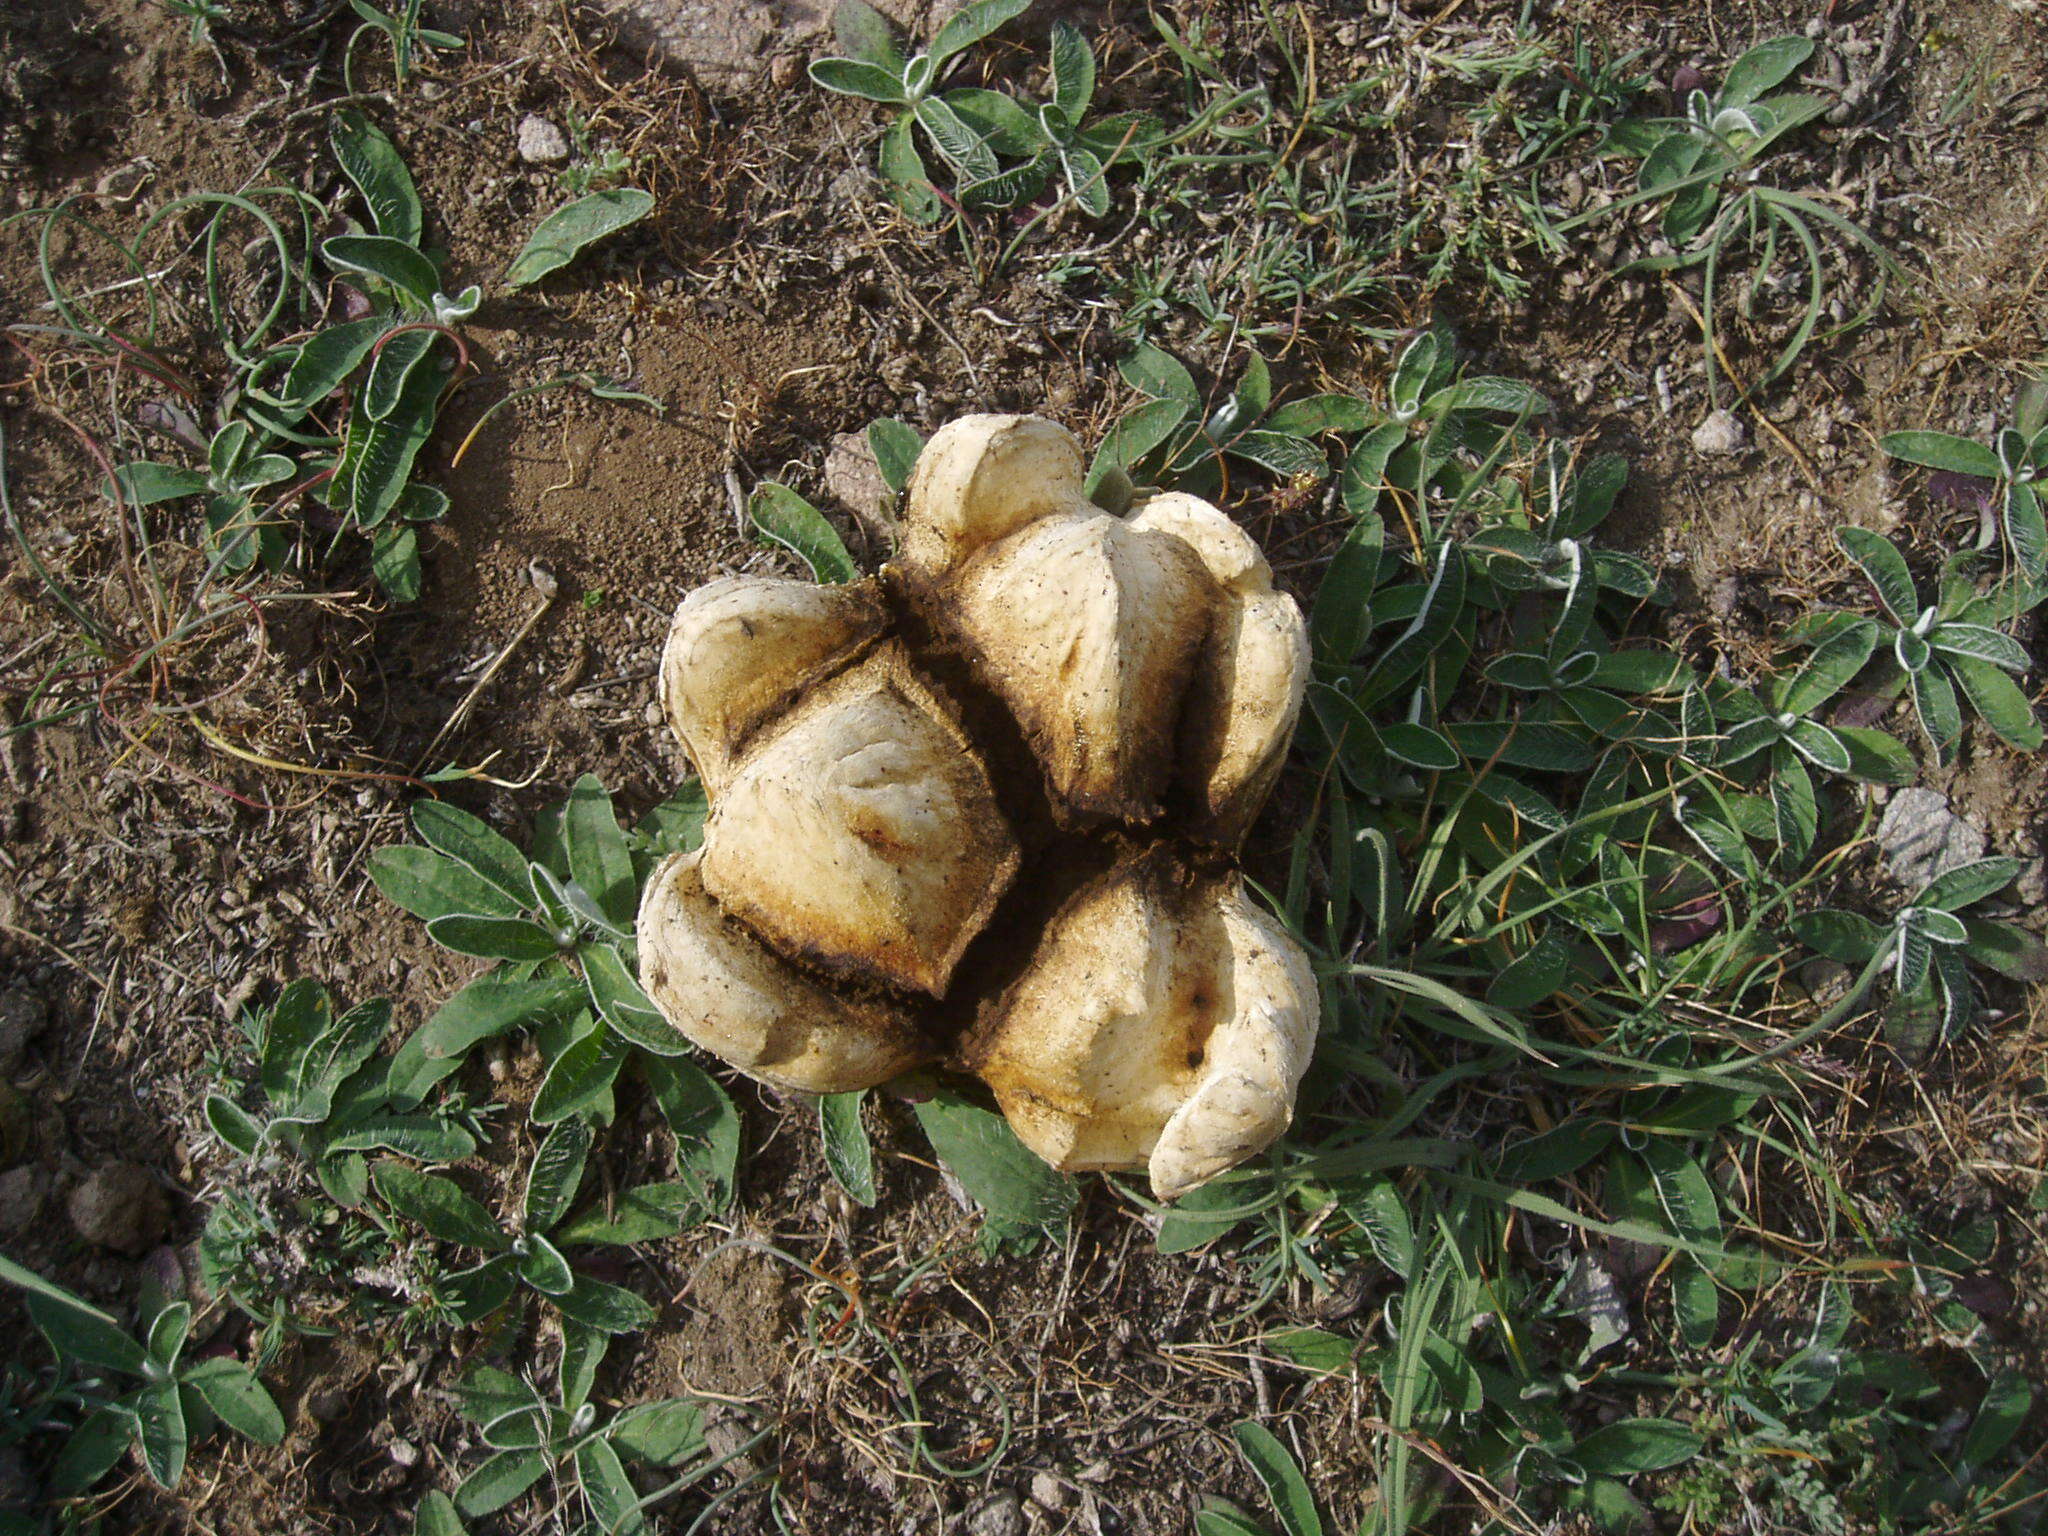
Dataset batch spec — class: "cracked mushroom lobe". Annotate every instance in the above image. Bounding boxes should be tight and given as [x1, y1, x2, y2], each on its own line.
[964, 848, 1318, 1201]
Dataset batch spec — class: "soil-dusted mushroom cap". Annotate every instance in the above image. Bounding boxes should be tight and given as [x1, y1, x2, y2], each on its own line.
[946, 509, 1215, 824]
[1130, 493, 1311, 846]
[638, 848, 934, 1094]
[898, 414, 1088, 581]
[698, 643, 1020, 999]
[638, 414, 1318, 1197]
[659, 576, 887, 793]
[965, 848, 1317, 1199]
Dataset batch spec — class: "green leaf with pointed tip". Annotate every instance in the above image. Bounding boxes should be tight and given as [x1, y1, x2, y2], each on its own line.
[1910, 664, 1962, 760]
[1120, 343, 1199, 408]
[556, 1275, 656, 1333]
[1488, 926, 1572, 1009]
[644, 1055, 739, 1216]
[530, 1018, 628, 1126]
[808, 56, 910, 102]
[1962, 1373, 2033, 1467]
[505, 189, 654, 289]
[1769, 746, 1817, 862]
[425, 914, 560, 960]
[412, 801, 534, 910]
[877, 110, 941, 223]
[914, 95, 998, 179]
[455, 1448, 550, 1517]
[927, 0, 1032, 67]
[364, 329, 439, 422]
[1308, 514, 1382, 664]
[205, 1094, 264, 1156]
[1719, 36, 1813, 106]
[1049, 20, 1095, 119]
[183, 1357, 285, 1445]
[517, 1233, 574, 1296]
[1232, 1422, 1323, 1536]
[1339, 421, 1408, 519]
[524, 1117, 593, 1232]
[415, 1489, 468, 1536]
[48, 1406, 133, 1496]
[1790, 907, 1884, 963]
[0, 1254, 146, 1375]
[750, 481, 857, 583]
[346, 354, 445, 527]
[1783, 717, 1850, 774]
[555, 1181, 697, 1244]
[133, 1379, 188, 1489]
[279, 316, 387, 410]
[866, 417, 923, 494]
[1880, 430, 2003, 479]
[1948, 654, 2044, 749]
[583, 942, 690, 1055]
[106, 461, 209, 507]
[914, 1089, 1077, 1253]
[1834, 526, 1918, 622]
[831, 0, 902, 69]
[1264, 394, 1378, 437]
[820, 1091, 877, 1207]
[1575, 1417, 1703, 1475]
[372, 1162, 507, 1250]
[387, 974, 585, 1108]
[576, 1435, 640, 1533]
[612, 1397, 707, 1466]
[1780, 617, 1878, 715]
[1961, 916, 2048, 981]
[563, 776, 635, 931]
[1916, 856, 2022, 912]
[1930, 622, 2029, 671]
[332, 109, 422, 246]
[323, 234, 440, 307]
[1834, 725, 1915, 785]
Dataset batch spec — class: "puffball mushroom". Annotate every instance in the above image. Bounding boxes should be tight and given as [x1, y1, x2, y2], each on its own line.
[637, 414, 1318, 1197]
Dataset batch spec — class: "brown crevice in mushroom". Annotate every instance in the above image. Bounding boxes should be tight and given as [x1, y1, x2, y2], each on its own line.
[639, 414, 1317, 1197]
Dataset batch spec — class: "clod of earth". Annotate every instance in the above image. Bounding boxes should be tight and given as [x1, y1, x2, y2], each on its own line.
[637, 415, 1317, 1198]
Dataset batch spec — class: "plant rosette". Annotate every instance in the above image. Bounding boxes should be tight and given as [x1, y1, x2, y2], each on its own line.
[635, 414, 1319, 1198]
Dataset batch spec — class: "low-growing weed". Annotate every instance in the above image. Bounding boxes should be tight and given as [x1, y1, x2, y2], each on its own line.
[1570, 36, 1898, 401]
[197, 979, 485, 1340]
[451, 1330, 722, 1528]
[0, 1254, 284, 1497]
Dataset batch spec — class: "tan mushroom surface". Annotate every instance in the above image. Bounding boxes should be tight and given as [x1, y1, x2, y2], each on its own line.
[637, 414, 1318, 1197]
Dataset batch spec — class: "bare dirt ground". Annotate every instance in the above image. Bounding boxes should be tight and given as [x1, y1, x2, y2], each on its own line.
[1, 0, 2045, 1532]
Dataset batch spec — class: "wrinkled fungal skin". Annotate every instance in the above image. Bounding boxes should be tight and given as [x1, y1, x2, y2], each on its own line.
[1129, 493, 1312, 845]
[659, 576, 887, 794]
[638, 850, 934, 1094]
[636, 413, 1319, 1197]
[698, 644, 1019, 999]
[964, 850, 1318, 1200]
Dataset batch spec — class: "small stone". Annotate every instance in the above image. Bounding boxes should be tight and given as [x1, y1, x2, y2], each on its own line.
[1028, 1473, 1070, 1511]
[0, 987, 46, 1072]
[824, 431, 891, 532]
[0, 1166, 47, 1236]
[1690, 409, 1747, 457]
[66, 1161, 169, 1255]
[1875, 788, 1986, 890]
[963, 1490, 1024, 1536]
[517, 115, 570, 165]
[768, 50, 803, 88]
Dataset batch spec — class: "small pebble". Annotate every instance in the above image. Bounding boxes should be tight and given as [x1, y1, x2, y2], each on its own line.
[66, 1161, 169, 1255]
[1690, 409, 1747, 457]
[517, 115, 570, 165]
